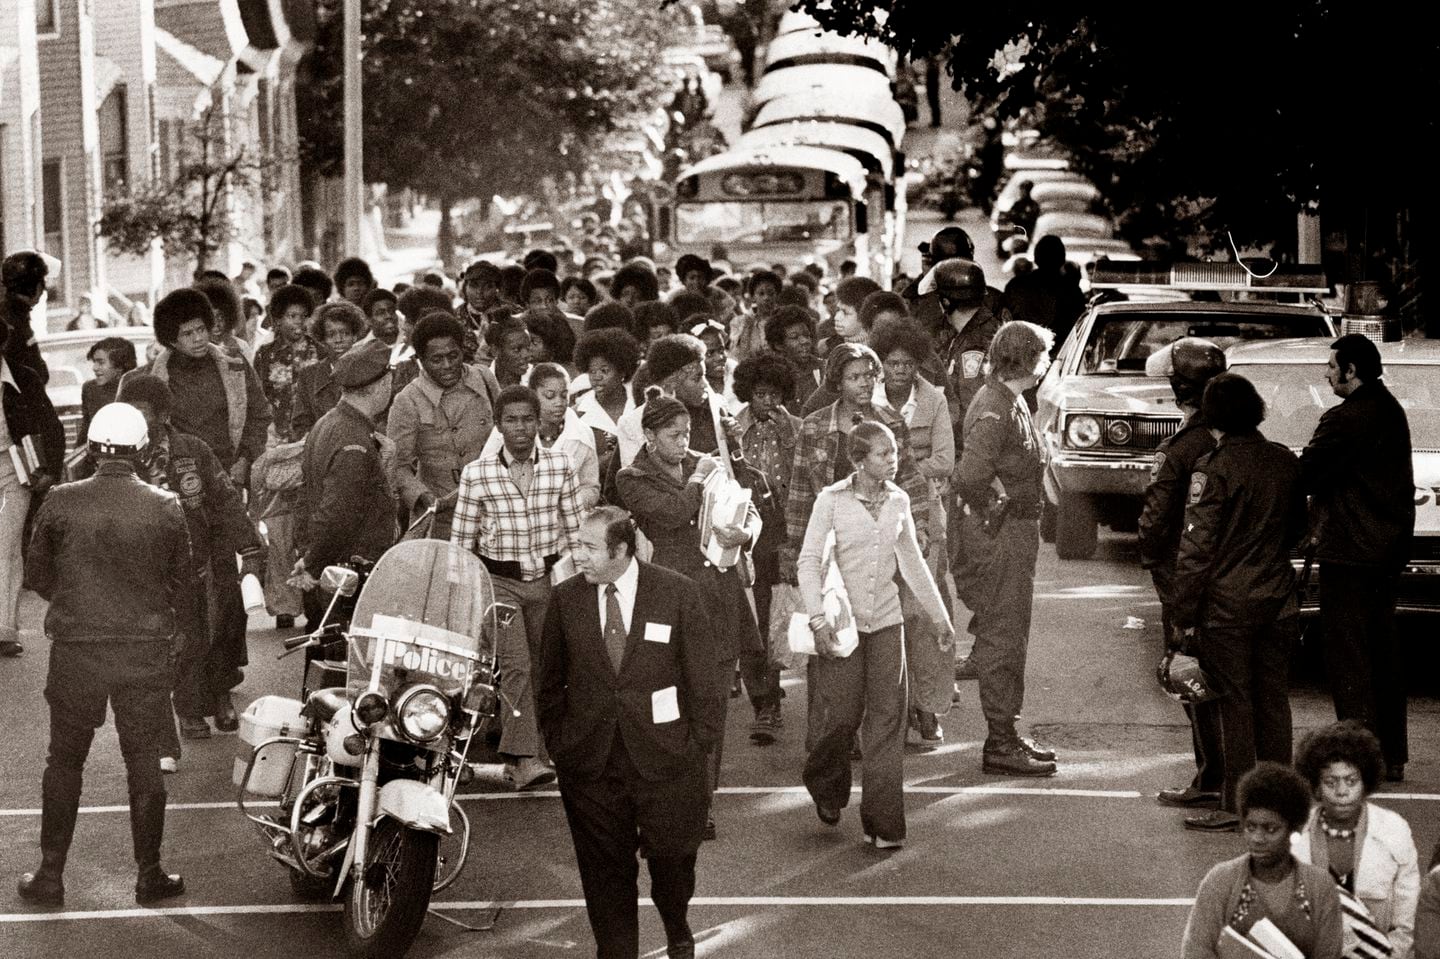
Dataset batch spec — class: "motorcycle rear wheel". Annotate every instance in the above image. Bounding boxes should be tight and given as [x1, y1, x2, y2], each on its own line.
[342, 818, 438, 958]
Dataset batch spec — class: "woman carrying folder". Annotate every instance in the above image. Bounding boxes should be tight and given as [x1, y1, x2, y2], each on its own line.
[1183, 762, 1344, 958]
[797, 421, 952, 850]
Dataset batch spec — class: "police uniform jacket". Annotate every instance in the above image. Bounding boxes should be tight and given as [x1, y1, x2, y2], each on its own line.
[536, 560, 724, 783]
[299, 400, 398, 577]
[1137, 418, 1217, 593]
[24, 461, 195, 642]
[161, 427, 261, 570]
[955, 377, 1043, 518]
[918, 289, 1011, 446]
[1172, 432, 1307, 631]
[1300, 381, 1414, 569]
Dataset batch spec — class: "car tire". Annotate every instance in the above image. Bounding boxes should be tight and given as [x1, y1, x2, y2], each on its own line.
[1054, 492, 1098, 560]
[1040, 501, 1057, 544]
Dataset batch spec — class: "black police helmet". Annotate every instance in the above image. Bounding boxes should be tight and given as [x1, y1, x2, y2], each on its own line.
[931, 258, 986, 309]
[1168, 338, 1226, 407]
[928, 226, 975, 261]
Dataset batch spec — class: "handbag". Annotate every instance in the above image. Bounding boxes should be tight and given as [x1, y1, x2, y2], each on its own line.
[766, 583, 805, 672]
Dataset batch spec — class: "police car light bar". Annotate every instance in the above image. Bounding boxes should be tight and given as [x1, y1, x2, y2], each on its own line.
[1088, 261, 1328, 293]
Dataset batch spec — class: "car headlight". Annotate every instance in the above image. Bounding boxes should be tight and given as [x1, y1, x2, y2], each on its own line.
[395, 685, 451, 743]
[1065, 414, 1101, 449]
[1106, 419, 1133, 446]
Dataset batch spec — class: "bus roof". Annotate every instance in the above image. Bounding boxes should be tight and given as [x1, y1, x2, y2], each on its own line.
[738, 121, 894, 179]
[753, 88, 906, 148]
[762, 30, 896, 78]
[677, 145, 870, 199]
[753, 63, 894, 109]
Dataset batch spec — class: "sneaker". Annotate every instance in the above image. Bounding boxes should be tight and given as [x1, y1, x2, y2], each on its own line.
[160, 757, 178, 774]
[508, 757, 556, 792]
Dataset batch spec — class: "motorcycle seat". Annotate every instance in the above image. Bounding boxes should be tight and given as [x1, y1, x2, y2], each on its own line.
[303, 687, 349, 723]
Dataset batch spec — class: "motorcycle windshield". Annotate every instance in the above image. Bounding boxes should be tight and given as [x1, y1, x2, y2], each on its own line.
[345, 540, 496, 701]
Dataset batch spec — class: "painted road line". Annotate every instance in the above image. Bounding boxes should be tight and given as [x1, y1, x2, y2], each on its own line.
[0, 895, 1199, 924]
[2, 786, 1436, 817]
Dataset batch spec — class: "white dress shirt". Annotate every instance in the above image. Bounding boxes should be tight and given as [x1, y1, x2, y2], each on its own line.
[598, 557, 639, 634]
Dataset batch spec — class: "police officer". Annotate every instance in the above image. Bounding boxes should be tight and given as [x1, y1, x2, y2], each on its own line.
[1137, 339, 1227, 809]
[116, 374, 264, 749]
[292, 340, 398, 604]
[953, 320, 1057, 776]
[1171, 373, 1308, 832]
[19, 403, 195, 907]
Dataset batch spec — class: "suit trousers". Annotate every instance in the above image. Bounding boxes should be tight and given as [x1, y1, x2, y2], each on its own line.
[205, 573, 247, 707]
[558, 737, 705, 958]
[1153, 582, 1224, 793]
[492, 573, 552, 760]
[1198, 620, 1295, 813]
[961, 516, 1039, 743]
[803, 624, 908, 842]
[1319, 562, 1407, 766]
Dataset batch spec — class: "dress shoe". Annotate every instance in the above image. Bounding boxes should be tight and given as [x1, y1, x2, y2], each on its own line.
[179, 717, 211, 740]
[276, 614, 295, 630]
[160, 757, 178, 775]
[703, 817, 716, 841]
[1385, 764, 1405, 783]
[0, 640, 22, 657]
[17, 870, 64, 906]
[953, 656, 977, 681]
[864, 833, 903, 850]
[212, 699, 240, 733]
[749, 705, 778, 745]
[1184, 810, 1240, 832]
[982, 743, 1057, 777]
[1017, 736, 1055, 762]
[509, 757, 556, 792]
[135, 867, 186, 904]
[815, 803, 841, 826]
[1157, 786, 1220, 808]
[667, 939, 696, 959]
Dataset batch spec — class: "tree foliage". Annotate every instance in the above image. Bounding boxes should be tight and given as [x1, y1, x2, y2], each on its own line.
[789, 1, 1438, 254]
[300, 0, 672, 210]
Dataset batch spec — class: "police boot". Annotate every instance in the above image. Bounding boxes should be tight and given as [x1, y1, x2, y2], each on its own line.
[17, 793, 80, 906]
[130, 792, 185, 904]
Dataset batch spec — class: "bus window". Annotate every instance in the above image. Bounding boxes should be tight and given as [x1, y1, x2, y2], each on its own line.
[674, 201, 850, 245]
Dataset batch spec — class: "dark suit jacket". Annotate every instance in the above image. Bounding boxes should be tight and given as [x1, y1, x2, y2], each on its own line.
[537, 561, 724, 783]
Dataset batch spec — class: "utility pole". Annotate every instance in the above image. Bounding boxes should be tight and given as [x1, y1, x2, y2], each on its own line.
[343, 0, 363, 257]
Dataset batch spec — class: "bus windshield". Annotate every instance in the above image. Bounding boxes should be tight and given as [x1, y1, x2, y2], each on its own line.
[675, 201, 851, 245]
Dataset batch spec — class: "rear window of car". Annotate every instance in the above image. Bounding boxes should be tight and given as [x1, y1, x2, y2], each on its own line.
[1079, 312, 1331, 374]
[1234, 361, 1440, 451]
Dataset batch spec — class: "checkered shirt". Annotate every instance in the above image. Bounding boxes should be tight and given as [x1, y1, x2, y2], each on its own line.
[450, 444, 583, 580]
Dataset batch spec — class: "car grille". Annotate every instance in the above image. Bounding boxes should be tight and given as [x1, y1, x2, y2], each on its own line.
[1102, 416, 1178, 451]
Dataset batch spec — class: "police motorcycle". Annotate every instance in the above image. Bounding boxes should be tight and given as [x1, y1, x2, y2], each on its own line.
[235, 539, 514, 957]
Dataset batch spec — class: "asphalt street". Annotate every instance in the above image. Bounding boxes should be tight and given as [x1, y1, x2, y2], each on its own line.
[2, 530, 1436, 958]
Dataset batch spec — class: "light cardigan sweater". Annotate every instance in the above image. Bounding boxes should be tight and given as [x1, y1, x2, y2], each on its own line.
[1292, 802, 1421, 959]
[1182, 853, 1343, 959]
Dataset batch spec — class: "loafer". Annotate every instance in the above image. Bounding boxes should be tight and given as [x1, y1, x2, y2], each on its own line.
[1385, 763, 1405, 783]
[17, 870, 64, 906]
[953, 656, 977, 681]
[1184, 810, 1241, 832]
[815, 803, 841, 826]
[982, 744, 1057, 777]
[1157, 786, 1220, 808]
[864, 833, 903, 850]
[0, 640, 22, 657]
[135, 868, 185, 904]
[179, 717, 211, 740]
[1017, 736, 1055, 762]
[212, 700, 239, 733]
[509, 758, 556, 792]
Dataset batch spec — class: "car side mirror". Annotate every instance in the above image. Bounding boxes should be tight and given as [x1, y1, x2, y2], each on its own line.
[322, 566, 360, 597]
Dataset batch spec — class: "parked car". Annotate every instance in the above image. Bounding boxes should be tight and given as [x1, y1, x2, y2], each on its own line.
[1035, 262, 1335, 559]
[1034, 211, 1115, 241]
[1225, 337, 1440, 617]
[1031, 179, 1103, 214]
[37, 326, 155, 452]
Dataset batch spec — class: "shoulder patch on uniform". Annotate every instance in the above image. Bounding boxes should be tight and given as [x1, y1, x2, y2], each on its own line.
[960, 350, 985, 378]
[1149, 450, 1166, 483]
[1187, 472, 1207, 505]
[977, 411, 1002, 422]
[179, 472, 203, 496]
[340, 444, 370, 454]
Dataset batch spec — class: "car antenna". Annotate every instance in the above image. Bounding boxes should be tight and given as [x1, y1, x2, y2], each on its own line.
[1228, 231, 1278, 279]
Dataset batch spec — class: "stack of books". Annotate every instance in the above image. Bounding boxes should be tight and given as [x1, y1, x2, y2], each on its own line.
[1219, 919, 1303, 959]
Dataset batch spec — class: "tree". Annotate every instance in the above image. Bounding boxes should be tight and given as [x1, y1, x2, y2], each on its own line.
[300, 0, 672, 268]
[97, 106, 277, 273]
[786, 2, 1437, 261]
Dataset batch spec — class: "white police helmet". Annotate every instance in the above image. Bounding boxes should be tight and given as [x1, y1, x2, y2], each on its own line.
[87, 402, 149, 457]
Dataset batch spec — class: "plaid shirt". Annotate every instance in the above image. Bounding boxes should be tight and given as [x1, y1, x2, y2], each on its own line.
[450, 443, 583, 580]
[783, 401, 929, 554]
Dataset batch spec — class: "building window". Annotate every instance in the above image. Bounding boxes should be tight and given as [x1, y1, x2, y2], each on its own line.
[99, 87, 130, 192]
[36, 0, 58, 33]
[42, 158, 65, 305]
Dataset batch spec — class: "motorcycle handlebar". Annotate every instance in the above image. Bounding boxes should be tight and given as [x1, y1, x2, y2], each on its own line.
[282, 633, 314, 651]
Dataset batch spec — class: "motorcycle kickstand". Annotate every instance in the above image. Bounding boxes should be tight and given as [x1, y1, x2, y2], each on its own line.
[428, 905, 501, 932]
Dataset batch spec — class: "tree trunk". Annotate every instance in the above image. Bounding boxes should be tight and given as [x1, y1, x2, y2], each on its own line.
[437, 196, 456, 274]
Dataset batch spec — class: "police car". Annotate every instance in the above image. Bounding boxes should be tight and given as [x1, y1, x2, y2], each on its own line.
[1036, 262, 1335, 559]
[1225, 337, 1440, 616]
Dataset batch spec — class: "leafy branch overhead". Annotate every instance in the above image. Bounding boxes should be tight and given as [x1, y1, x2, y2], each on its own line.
[789, 1, 1438, 250]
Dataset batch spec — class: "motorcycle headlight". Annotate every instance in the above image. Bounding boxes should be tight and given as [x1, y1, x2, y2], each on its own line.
[1065, 414, 1101, 449]
[354, 690, 388, 726]
[395, 685, 451, 743]
[1105, 419, 1133, 446]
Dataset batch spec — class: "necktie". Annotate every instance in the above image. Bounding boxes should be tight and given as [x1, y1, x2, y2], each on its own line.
[603, 584, 626, 673]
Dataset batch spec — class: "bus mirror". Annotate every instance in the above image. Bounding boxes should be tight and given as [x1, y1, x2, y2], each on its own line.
[656, 205, 672, 242]
[855, 202, 869, 235]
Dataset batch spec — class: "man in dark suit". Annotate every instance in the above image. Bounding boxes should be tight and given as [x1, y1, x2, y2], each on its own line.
[537, 506, 724, 959]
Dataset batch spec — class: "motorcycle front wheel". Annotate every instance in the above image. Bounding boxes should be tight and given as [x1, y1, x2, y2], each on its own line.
[342, 818, 439, 958]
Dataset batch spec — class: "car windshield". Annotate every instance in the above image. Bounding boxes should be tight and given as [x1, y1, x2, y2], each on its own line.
[1235, 362, 1440, 451]
[675, 200, 850, 245]
[1079, 312, 1331, 374]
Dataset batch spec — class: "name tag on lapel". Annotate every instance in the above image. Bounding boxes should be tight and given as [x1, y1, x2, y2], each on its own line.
[652, 686, 680, 724]
[643, 622, 671, 644]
